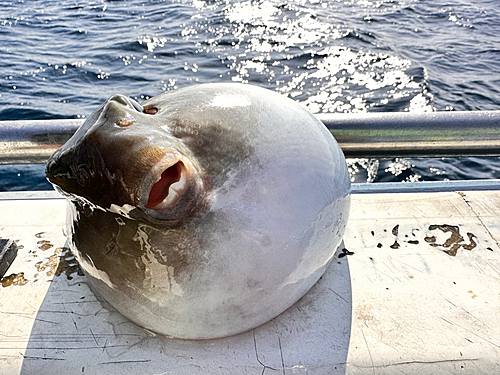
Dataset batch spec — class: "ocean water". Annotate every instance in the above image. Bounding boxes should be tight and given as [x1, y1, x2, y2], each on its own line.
[1, 0, 499, 190]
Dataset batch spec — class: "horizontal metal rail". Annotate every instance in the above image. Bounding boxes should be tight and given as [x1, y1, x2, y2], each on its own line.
[350, 178, 500, 193]
[1, 111, 500, 164]
[1, 178, 499, 200]
[317, 111, 500, 158]
[0, 119, 83, 165]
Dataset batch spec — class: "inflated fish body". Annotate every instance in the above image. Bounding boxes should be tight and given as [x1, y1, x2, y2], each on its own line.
[46, 83, 350, 339]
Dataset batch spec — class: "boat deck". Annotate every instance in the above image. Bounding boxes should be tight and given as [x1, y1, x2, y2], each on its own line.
[0, 189, 499, 374]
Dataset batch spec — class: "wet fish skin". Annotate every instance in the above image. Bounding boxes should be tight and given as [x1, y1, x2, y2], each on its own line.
[46, 83, 351, 339]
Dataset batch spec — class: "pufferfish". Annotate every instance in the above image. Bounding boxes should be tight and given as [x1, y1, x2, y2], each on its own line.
[46, 83, 351, 339]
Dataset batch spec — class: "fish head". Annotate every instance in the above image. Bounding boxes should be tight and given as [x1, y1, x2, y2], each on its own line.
[46, 94, 206, 223]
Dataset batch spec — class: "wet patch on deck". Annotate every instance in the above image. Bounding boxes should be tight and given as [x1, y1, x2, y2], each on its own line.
[425, 224, 477, 256]
[0, 231, 82, 288]
[369, 223, 480, 256]
[1, 272, 28, 287]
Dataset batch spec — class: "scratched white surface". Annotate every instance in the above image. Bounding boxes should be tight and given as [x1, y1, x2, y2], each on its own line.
[0, 191, 499, 375]
[345, 191, 500, 374]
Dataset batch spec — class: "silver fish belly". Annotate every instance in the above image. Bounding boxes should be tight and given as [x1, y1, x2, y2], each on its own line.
[46, 83, 351, 339]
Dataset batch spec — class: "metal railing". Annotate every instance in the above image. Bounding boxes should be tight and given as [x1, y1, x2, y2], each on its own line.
[1, 111, 500, 164]
[317, 111, 500, 158]
[0, 119, 82, 165]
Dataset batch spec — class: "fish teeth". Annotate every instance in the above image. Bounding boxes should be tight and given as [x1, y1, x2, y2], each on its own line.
[170, 172, 187, 193]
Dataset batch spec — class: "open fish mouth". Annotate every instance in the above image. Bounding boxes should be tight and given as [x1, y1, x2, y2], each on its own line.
[137, 152, 202, 220]
[145, 160, 188, 210]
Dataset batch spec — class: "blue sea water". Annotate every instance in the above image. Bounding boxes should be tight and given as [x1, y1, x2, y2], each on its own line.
[1, 0, 499, 190]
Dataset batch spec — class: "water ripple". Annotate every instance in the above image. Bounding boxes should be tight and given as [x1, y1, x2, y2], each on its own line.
[0, 0, 499, 189]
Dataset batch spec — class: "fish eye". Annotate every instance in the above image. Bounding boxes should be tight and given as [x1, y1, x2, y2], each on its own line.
[144, 106, 158, 115]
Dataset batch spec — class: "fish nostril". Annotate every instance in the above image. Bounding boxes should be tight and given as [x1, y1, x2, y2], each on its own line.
[144, 106, 158, 115]
[116, 119, 135, 127]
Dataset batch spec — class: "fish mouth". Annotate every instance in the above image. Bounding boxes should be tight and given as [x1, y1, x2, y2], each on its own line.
[146, 160, 187, 210]
[137, 153, 201, 220]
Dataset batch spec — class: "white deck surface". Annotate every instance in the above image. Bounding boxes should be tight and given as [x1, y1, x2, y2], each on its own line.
[0, 190, 499, 374]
